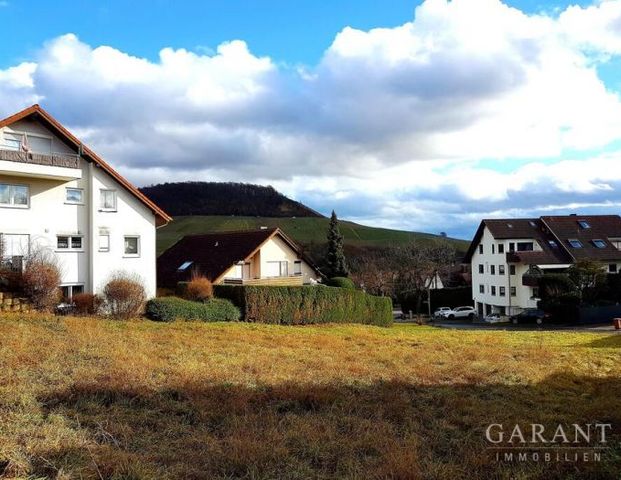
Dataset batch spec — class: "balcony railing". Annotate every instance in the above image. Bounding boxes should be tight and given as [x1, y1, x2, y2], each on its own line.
[0, 148, 80, 169]
[223, 275, 304, 286]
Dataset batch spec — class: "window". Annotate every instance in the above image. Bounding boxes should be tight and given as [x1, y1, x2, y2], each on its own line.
[532, 287, 540, 298]
[509, 242, 515, 252]
[178, 261, 193, 272]
[99, 234, 110, 252]
[267, 260, 288, 277]
[592, 239, 606, 249]
[492, 244, 495, 254]
[61, 284, 84, 302]
[479, 285, 485, 294]
[517, 242, 534, 251]
[57, 235, 83, 251]
[479, 244, 483, 254]
[100, 189, 117, 211]
[65, 188, 84, 205]
[293, 260, 302, 276]
[609, 264, 618, 273]
[124, 236, 140, 256]
[578, 220, 590, 229]
[499, 287, 506, 297]
[499, 265, 505, 275]
[3, 132, 22, 150]
[510, 286, 517, 296]
[548, 240, 558, 248]
[498, 244, 504, 254]
[491, 286, 496, 296]
[568, 239, 583, 249]
[490, 265, 495, 275]
[509, 265, 516, 275]
[0, 183, 29, 208]
[478, 264, 484, 274]
[529, 221, 537, 227]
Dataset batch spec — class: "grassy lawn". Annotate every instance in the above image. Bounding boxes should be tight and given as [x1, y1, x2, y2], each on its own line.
[0, 315, 620, 479]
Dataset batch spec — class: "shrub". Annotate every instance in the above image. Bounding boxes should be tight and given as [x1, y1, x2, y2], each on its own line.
[214, 285, 393, 326]
[145, 297, 240, 322]
[22, 249, 62, 312]
[72, 293, 102, 315]
[103, 272, 146, 319]
[184, 275, 214, 301]
[326, 277, 356, 289]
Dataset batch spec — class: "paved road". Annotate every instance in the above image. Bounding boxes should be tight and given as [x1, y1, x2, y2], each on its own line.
[428, 321, 620, 332]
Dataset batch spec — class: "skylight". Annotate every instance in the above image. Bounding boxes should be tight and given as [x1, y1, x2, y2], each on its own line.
[592, 239, 606, 249]
[177, 261, 193, 271]
[529, 221, 537, 227]
[548, 240, 558, 248]
[578, 220, 591, 229]
[568, 239, 583, 249]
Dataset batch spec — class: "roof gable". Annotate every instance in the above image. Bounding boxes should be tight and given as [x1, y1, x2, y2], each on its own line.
[0, 104, 171, 226]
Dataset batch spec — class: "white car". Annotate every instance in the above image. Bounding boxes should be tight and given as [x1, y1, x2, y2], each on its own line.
[433, 307, 451, 319]
[440, 306, 477, 320]
[483, 313, 508, 324]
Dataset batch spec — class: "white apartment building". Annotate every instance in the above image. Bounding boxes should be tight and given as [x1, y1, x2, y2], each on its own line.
[0, 105, 171, 299]
[465, 215, 621, 317]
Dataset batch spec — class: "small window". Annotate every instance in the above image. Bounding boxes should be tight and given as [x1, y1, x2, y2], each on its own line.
[568, 239, 583, 249]
[0, 183, 29, 208]
[509, 242, 515, 252]
[479, 244, 483, 254]
[509, 265, 516, 275]
[178, 261, 193, 272]
[609, 264, 618, 273]
[293, 260, 302, 276]
[548, 240, 558, 248]
[491, 286, 496, 296]
[492, 244, 495, 254]
[499, 265, 505, 275]
[578, 220, 590, 229]
[57, 235, 83, 251]
[499, 287, 506, 297]
[592, 239, 606, 249]
[517, 242, 533, 251]
[490, 265, 495, 275]
[66, 188, 84, 204]
[99, 234, 110, 252]
[529, 221, 537, 227]
[100, 189, 117, 211]
[479, 285, 485, 294]
[124, 236, 140, 256]
[510, 286, 517, 296]
[61, 284, 84, 302]
[532, 287, 540, 298]
[3, 132, 22, 150]
[498, 244, 504, 254]
[507, 223, 513, 228]
[478, 264, 484, 274]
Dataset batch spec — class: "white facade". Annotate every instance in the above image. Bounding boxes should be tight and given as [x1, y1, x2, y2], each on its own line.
[470, 226, 562, 316]
[0, 108, 168, 300]
[220, 234, 318, 285]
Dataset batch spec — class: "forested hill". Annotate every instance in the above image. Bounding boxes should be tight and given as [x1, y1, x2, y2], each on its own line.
[140, 182, 323, 218]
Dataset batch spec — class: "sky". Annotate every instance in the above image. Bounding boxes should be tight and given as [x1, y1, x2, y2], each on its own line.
[1, 0, 621, 239]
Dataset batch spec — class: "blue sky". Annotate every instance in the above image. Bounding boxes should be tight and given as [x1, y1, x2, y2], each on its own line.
[1, 0, 621, 239]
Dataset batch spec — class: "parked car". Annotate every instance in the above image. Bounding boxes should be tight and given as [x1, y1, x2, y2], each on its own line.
[483, 313, 509, 323]
[440, 306, 477, 320]
[510, 309, 550, 325]
[433, 307, 451, 319]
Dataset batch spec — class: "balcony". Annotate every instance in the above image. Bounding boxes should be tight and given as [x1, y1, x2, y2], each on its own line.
[223, 275, 304, 286]
[0, 149, 82, 181]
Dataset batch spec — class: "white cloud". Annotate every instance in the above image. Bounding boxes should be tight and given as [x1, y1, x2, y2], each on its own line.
[1, 0, 621, 237]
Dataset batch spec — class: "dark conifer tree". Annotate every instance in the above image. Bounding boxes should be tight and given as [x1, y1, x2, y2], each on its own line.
[326, 210, 348, 277]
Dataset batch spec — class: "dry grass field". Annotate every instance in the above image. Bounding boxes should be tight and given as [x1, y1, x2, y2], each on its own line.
[0, 314, 620, 479]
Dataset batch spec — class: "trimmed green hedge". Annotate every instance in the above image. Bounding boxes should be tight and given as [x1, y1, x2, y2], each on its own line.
[326, 277, 356, 289]
[145, 297, 240, 322]
[213, 285, 393, 326]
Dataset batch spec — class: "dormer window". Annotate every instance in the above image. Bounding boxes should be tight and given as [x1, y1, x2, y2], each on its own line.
[578, 220, 590, 229]
[592, 239, 606, 249]
[568, 239, 583, 248]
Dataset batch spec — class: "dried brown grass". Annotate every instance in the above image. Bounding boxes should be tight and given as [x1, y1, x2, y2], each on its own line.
[0, 316, 619, 479]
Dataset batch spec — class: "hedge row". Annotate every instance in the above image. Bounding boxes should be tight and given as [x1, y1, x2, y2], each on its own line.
[213, 285, 393, 326]
[145, 297, 241, 322]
